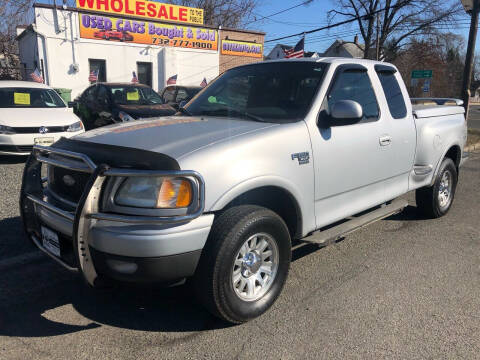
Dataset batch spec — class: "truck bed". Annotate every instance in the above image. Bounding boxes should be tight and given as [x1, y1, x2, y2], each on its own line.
[411, 98, 465, 119]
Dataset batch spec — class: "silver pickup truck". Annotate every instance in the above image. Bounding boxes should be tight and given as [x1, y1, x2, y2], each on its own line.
[20, 58, 467, 324]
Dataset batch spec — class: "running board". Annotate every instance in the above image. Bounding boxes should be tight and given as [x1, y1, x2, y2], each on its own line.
[300, 199, 408, 246]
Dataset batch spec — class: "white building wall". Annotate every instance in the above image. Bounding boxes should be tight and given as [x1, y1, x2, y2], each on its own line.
[23, 7, 220, 98]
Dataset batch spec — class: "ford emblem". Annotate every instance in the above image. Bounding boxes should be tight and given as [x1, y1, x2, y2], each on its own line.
[39, 126, 49, 134]
[62, 175, 76, 187]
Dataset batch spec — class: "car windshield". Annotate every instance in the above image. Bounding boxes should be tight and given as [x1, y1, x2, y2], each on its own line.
[185, 62, 327, 123]
[109, 86, 163, 105]
[0, 87, 66, 108]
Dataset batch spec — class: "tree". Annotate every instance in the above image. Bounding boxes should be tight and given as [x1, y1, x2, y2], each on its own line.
[393, 33, 465, 97]
[0, 0, 36, 79]
[329, 0, 463, 60]
[165, 0, 259, 28]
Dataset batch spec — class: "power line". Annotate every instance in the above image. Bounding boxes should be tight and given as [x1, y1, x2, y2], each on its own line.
[245, 0, 314, 26]
[264, 0, 456, 43]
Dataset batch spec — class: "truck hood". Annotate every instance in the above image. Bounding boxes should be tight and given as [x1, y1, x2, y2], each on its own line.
[75, 116, 277, 160]
[0, 107, 80, 127]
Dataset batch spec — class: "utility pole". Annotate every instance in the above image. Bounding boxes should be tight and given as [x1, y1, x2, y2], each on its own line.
[461, 0, 480, 120]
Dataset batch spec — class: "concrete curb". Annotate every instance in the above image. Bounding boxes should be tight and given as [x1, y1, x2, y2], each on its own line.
[465, 141, 480, 153]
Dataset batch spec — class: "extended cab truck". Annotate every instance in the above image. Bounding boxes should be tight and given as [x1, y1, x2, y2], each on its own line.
[20, 58, 467, 324]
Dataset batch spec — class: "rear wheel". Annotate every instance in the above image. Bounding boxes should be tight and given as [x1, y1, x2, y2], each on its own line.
[416, 158, 458, 218]
[194, 205, 291, 324]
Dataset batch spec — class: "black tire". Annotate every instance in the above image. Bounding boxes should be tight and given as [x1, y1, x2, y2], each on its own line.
[194, 205, 291, 324]
[416, 158, 458, 218]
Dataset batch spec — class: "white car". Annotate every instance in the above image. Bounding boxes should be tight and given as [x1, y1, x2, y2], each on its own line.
[0, 81, 84, 155]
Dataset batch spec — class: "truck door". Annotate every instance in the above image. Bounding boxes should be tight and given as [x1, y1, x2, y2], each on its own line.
[374, 65, 416, 198]
[310, 64, 394, 229]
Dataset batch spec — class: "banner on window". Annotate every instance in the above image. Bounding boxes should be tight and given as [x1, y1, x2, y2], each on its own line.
[76, 0, 204, 25]
[79, 13, 218, 51]
[221, 39, 263, 58]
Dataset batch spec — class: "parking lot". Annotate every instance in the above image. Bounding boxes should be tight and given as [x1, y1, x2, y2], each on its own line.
[0, 151, 478, 359]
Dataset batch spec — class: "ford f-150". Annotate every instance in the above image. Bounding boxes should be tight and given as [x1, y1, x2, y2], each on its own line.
[20, 58, 468, 323]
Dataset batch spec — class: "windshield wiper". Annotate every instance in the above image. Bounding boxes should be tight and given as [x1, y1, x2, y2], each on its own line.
[199, 108, 265, 122]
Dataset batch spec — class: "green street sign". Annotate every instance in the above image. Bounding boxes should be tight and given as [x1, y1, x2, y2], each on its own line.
[411, 70, 433, 79]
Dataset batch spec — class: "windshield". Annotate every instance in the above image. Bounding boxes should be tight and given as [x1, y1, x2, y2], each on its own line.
[0, 87, 66, 108]
[109, 86, 163, 105]
[185, 62, 327, 123]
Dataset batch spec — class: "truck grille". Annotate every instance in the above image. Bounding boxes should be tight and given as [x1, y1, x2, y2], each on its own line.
[47, 165, 91, 204]
[13, 126, 70, 134]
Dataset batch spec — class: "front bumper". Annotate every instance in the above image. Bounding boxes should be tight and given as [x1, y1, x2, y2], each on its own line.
[20, 145, 209, 284]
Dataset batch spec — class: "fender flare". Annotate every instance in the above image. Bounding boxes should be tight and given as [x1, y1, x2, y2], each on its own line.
[209, 175, 305, 222]
[430, 142, 462, 186]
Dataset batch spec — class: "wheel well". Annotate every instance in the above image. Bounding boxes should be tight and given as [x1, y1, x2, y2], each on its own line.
[445, 145, 461, 171]
[222, 186, 302, 240]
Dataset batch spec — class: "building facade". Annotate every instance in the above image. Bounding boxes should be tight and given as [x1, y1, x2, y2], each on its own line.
[17, 3, 264, 98]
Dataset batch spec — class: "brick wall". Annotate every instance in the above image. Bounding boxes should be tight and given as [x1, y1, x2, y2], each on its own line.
[219, 29, 265, 74]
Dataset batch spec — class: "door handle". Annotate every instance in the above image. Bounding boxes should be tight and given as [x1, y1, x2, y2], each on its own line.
[379, 136, 392, 146]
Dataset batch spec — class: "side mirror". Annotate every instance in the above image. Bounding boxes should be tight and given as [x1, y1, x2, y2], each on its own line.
[330, 100, 363, 126]
[179, 100, 187, 109]
[67, 101, 76, 108]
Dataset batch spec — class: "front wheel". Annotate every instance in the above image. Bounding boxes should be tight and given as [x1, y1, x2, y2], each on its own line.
[194, 205, 291, 324]
[416, 158, 458, 218]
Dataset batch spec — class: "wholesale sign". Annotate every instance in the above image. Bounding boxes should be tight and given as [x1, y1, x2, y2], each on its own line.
[76, 0, 204, 25]
[79, 13, 218, 50]
[221, 39, 263, 58]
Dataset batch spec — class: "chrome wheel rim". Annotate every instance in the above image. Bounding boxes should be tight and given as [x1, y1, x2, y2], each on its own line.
[438, 170, 453, 209]
[231, 233, 279, 302]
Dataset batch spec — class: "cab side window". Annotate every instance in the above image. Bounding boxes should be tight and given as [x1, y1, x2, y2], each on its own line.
[163, 87, 176, 103]
[326, 69, 380, 124]
[376, 70, 407, 119]
[176, 89, 189, 102]
[96, 86, 110, 108]
[83, 86, 97, 104]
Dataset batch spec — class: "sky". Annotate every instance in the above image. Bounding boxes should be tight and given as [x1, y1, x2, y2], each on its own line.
[245, 0, 475, 56]
[36, 0, 477, 56]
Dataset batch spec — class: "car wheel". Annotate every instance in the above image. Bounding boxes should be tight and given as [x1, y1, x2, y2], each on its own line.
[416, 158, 458, 218]
[194, 205, 291, 324]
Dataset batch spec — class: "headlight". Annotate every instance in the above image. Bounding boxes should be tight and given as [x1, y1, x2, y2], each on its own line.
[0, 125, 16, 135]
[118, 111, 135, 122]
[66, 121, 84, 132]
[115, 177, 193, 209]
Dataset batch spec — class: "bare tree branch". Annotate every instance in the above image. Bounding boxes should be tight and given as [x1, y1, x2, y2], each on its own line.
[331, 0, 463, 60]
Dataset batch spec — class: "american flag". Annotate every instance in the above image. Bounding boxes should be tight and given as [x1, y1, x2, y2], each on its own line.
[88, 69, 99, 83]
[30, 68, 44, 83]
[200, 77, 207, 88]
[131, 71, 139, 83]
[167, 74, 177, 85]
[284, 37, 305, 59]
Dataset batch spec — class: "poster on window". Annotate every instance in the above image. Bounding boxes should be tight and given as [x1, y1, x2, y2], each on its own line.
[79, 13, 218, 51]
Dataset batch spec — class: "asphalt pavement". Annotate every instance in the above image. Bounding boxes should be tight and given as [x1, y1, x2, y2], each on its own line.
[0, 153, 479, 359]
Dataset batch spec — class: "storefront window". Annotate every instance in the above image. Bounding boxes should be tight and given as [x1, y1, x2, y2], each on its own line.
[89, 59, 106, 82]
[137, 62, 152, 87]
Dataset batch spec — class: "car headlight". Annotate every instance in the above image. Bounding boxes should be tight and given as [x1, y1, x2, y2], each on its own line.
[118, 111, 135, 122]
[0, 125, 16, 135]
[115, 177, 193, 209]
[66, 121, 84, 132]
